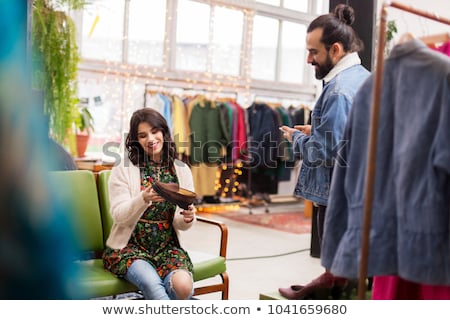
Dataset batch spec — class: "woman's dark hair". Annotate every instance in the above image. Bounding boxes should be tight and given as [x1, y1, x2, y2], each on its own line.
[307, 4, 364, 53]
[125, 108, 177, 168]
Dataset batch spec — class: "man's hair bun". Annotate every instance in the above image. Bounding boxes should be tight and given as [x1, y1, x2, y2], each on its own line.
[334, 4, 355, 26]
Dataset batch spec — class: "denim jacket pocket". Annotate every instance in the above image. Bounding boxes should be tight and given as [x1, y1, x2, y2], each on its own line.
[297, 165, 330, 198]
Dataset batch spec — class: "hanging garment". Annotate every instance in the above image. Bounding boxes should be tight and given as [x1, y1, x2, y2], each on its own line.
[216, 101, 235, 164]
[188, 97, 229, 197]
[321, 39, 450, 286]
[172, 95, 190, 156]
[189, 97, 228, 164]
[145, 93, 173, 136]
[245, 103, 281, 194]
[372, 276, 450, 299]
[434, 40, 450, 57]
[229, 101, 248, 162]
[292, 105, 311, 125]
[246, 102, 279, 169]
[275, 105, 294, 182]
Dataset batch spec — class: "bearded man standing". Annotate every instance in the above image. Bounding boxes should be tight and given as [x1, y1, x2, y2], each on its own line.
[279, 4, 370, 299]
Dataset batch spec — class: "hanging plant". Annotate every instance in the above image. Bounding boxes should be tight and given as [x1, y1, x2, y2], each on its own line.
[32, 0, 87, 144]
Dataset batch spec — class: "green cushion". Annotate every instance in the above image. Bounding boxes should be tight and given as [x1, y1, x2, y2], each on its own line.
[48, 170, 104, 253]
[190, 250, 226, 282]
[97, 170, 113, 241]
[75, 259, 138, 298]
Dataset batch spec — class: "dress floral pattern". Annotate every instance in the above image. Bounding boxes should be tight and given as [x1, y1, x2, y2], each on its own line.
[103, 163, 193, 279]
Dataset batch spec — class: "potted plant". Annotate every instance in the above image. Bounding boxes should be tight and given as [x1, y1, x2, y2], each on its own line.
[31, 0, 87, 147]
[74, 106, 94, 157]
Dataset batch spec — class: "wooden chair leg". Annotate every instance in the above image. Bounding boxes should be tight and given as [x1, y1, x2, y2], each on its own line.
[221, 272, 229, 300]
[193, 272, 230, 300]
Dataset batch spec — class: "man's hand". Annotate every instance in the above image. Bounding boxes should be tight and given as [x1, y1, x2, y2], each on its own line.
[279, 125, 300, 143]
[294, 125, 311, 136]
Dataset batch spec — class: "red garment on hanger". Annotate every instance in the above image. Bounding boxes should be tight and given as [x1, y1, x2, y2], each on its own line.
[433, 41, 450, 57]
[372, 275, 450, 299]
[229, 101, 247, 161]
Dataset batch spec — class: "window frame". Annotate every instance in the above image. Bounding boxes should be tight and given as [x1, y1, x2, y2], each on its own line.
[75, 0, 326, 102]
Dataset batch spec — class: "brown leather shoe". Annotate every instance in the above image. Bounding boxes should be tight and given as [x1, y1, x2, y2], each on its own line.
[279, 272, 353, 300]
[278, 285, 304, 299]
[152, 181, 197, 210]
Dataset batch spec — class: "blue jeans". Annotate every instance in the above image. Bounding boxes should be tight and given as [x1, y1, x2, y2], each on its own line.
[124, 259, 193, 300]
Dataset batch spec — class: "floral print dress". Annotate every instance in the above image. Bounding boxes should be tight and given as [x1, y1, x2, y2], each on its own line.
[103, 163, 193, 279]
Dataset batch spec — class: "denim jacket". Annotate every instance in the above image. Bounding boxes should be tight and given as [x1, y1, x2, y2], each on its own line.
[321, 40, 450, 285]
[292, 62, 370, 205]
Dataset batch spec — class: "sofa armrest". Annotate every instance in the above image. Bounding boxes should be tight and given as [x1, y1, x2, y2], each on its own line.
[195, 216, 228, 258]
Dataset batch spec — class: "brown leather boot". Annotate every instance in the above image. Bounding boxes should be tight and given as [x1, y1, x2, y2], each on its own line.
[278, 285, 304, 299]
[152, 181, 196, 210]
[278, 272, 353, 300]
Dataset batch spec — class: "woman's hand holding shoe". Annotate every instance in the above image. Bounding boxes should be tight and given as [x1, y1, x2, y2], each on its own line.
[181, 205, 195, 223]
[141, 186, 165, 204]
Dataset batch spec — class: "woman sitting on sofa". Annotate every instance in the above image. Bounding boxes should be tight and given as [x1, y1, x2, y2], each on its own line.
[102, 108, 196, 300]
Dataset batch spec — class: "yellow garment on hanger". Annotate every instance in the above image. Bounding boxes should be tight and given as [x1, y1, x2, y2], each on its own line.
[190, 163, 218, 197]
[172, 95, 190, 156]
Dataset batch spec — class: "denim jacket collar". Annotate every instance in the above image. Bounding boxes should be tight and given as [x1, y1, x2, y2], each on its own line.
[323, 52, 361, 84]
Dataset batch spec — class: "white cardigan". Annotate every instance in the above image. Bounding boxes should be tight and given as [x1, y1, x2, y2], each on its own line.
[106, 158, 195, 250]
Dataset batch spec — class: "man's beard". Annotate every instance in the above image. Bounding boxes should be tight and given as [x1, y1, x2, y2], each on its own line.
[314, 53, 334, 80]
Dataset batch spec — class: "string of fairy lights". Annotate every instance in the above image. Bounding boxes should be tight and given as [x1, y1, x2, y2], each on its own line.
[215, 161, 245, 198]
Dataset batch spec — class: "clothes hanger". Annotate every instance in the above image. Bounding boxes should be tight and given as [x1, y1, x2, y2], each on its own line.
[398, 32, 415, 44]
[419, 32, 450, 45]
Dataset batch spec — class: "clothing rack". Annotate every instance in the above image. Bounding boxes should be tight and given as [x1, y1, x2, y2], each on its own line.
[358, 1, 450, 299]
[144, 83, 239, 107]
